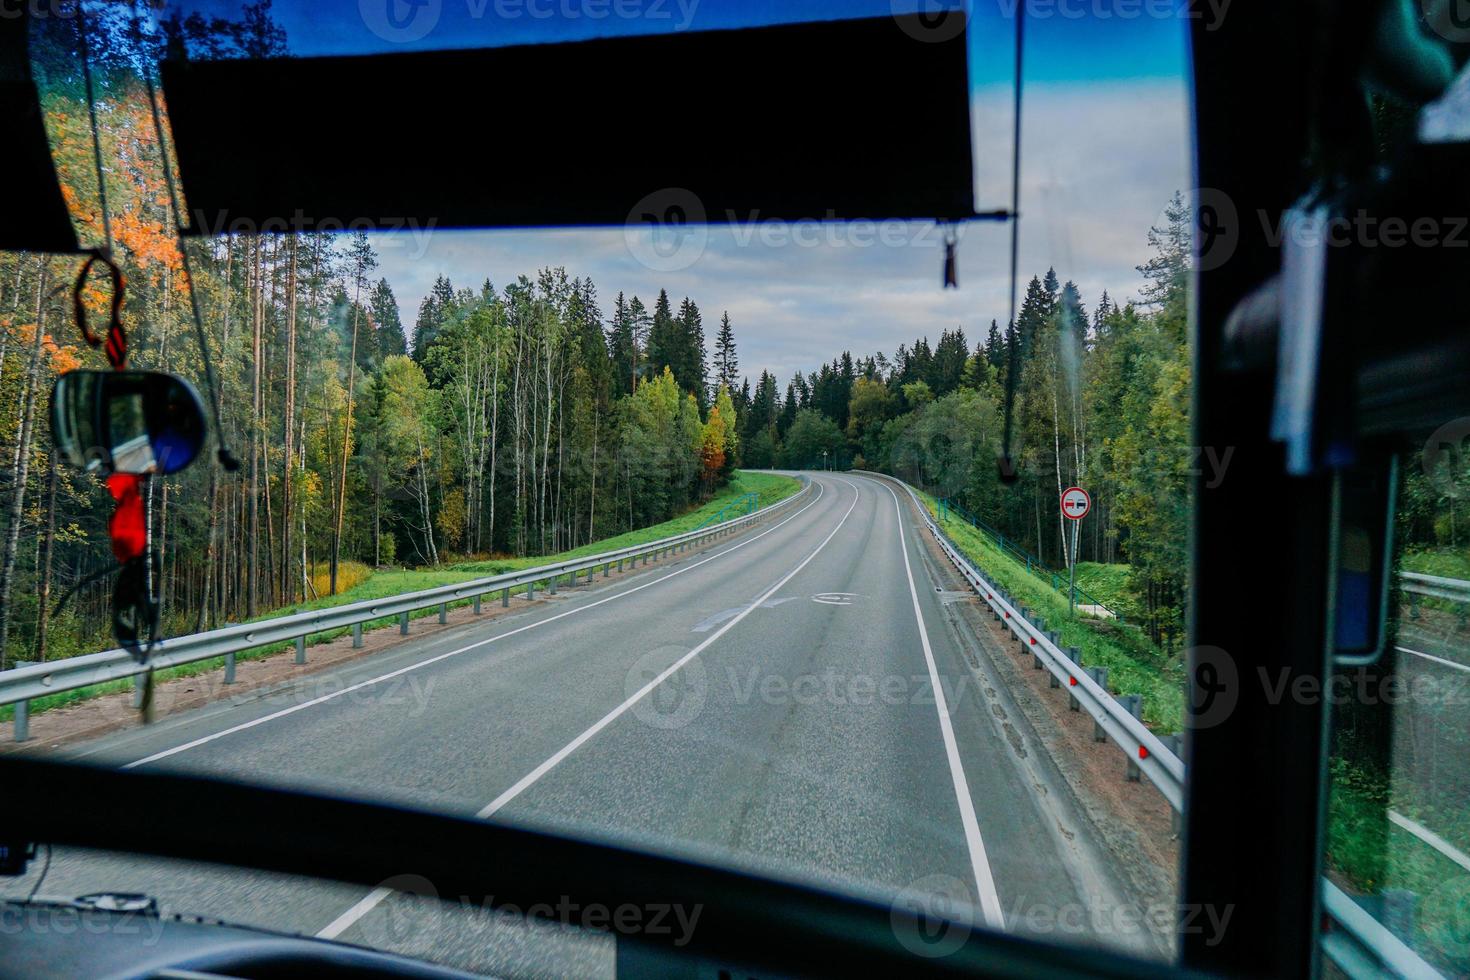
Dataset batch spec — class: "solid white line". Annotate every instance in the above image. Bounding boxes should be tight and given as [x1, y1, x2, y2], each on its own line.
[475, 479, 861, 819]
[315, 478, 858, 939]
[125, 482, 827, 771]
[316, 885, 393, 940]
[1388, 809, 1470, 874]
[1397, 645, 1470, 674]
[874, 476, 1005, 930]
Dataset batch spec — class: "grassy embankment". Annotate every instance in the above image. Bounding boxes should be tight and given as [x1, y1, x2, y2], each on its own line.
[2, 471, 802, 722]
[921, 489, 1470, 949]
[915, 490, 1185, 731]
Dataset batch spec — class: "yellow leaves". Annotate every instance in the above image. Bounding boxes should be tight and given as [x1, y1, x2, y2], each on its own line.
[309, 560, 372, 598]
[7, 320, 84, 375]
[437, 488, 467, 548]
[700, 406, 728, 481]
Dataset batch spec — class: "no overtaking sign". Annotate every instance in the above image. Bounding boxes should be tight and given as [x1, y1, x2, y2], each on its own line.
[1061, 487, 1091, 521]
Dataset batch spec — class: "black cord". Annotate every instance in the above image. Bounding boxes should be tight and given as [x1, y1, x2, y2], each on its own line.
[142, 70, 240, 472]
[25, 845, 52, 903]
[998, 4, 1025, 485]
[77, 4, 113, 257]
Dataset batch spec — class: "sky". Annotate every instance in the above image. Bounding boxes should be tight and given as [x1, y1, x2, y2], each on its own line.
[173, 0, 1194, 383]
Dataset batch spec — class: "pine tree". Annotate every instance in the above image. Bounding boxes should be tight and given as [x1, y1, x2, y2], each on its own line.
[412, 274, 455, 361]
[779, 383, 799, 436]
[714, 311, 738, 394]
[1137, 190, 1191, 313]
[608, 292, 637, 395]
[646, 289, 676, 377]
[369, 278, 407, 360]
[932, 327, 969, 397]
[674, 296, 707, 408]
[984, 318, 1007, 372]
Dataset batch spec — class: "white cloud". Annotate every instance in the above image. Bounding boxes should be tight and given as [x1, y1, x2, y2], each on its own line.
[372, 78, 1190, 384]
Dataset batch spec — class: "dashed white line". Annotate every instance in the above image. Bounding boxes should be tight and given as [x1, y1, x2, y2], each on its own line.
[476, 480, 861, 819]
[318, 479, 860, 940]
[316, 886, 393, 940]
[124, 482, 826, 772]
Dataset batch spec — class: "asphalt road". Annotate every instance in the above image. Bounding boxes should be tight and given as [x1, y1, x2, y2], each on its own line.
[4, 472, 1148, 977]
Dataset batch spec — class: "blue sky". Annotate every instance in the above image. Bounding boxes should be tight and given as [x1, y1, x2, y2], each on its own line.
[169, 0, 1194, 382]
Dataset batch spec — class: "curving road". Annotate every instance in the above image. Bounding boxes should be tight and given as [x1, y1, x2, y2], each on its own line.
[9, 472, 1150, 976]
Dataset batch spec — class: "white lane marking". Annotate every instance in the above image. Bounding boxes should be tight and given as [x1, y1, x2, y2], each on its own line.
[1388, 809, 1470, 874]
[125, 482, 828, 772]
[873, 476, 1005, 930]
[317, 478, 858, 940]
[316, 886, 393, 940]
[1397, 645, 1470, 674]
[475, 480, 861, 820]
[690, 598, 797, 633]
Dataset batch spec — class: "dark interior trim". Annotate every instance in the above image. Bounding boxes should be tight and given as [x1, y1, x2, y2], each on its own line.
[161, 13, 978, 236]
[0, 757, 1199, 979]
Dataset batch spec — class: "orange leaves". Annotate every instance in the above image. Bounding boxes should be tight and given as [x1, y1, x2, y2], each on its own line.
[5, 319, 84, 375]
[113, 208, 181, 275]
[50, 88, 185, 284]
[700, 404, 728, 482]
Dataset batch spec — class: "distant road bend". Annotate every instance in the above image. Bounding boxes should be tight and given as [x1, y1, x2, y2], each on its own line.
[34, 472, 1152, 974]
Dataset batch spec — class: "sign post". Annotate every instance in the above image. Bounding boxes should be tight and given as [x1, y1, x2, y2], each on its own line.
[1061, 487, 1091, 617]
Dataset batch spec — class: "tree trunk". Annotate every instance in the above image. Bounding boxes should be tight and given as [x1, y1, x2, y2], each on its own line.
[247, 237, 262, 617]
[33, 456, 58, 661]
[280, 236, 297, 605]
[0, 258, 50, 670]
[331, 281, 363, 594]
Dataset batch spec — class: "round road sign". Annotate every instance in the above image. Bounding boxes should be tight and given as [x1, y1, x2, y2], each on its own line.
[1061, 486, 1091, 520]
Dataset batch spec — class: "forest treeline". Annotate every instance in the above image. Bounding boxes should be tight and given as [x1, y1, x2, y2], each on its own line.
[0, 4, 754, 668]
[7, 2, 1460, 673]
[739, 193, 1195, 650]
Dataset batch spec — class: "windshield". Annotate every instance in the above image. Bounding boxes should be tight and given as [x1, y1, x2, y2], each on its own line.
[0, 1, 1237, 975]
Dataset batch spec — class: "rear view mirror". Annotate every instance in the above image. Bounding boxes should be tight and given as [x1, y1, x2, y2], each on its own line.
[1331, 455, 1398, 665]
[50, 370, 207, 476]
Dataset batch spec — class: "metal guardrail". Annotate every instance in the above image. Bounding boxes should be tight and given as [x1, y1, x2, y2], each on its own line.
[878, 474, 1446, 979]
[1321, 880, 1445, 980]
[0, 479, 812, 737]
[899, 482, 1184, 810]
[1401, 571, 1470, 604]
[691, 492, 758, 531]
[938, 496, 1125, 622]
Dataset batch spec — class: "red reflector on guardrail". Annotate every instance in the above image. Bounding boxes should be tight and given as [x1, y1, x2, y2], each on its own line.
[1068, 677, 1077, 686]
[1029, 637, 1036, 645]
[1138, 746, 1149, 760]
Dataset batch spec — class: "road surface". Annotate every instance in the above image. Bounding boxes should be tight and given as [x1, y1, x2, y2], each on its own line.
[4, 472, 1150, 976]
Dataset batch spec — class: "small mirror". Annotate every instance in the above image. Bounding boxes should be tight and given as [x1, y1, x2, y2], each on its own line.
[50, 370, 207, 476]
[1332, 455, 1398, 665]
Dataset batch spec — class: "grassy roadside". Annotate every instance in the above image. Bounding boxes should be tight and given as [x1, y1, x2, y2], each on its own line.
[2, 471, 802, 723]
[910, 485, 1469, 962]
[1327, 756, 1470, 969]
[448, 471, 801, 574]
[913, 489, 1186, 731]
[1401, 547, 1470, 580]
[1071, 562, 1141, 620]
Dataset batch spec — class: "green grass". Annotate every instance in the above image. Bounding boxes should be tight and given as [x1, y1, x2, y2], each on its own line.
[1327, 757, 1470, 972]
[1071, 562, 1139, 618]
[1401, 547, 1470, 580]
[447, 471, 800, 574]
[916, 491, 1186, 731]
[926, 486, 1470, 962]
[3, 471, 802, 724]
